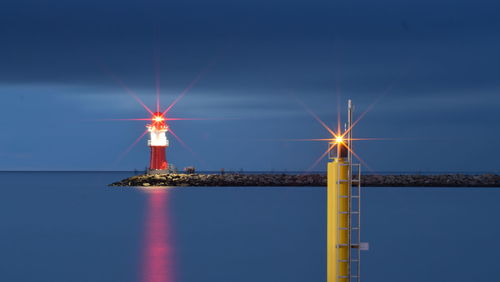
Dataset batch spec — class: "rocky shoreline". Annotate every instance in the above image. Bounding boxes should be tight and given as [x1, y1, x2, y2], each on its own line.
[109, 173, 500, 187]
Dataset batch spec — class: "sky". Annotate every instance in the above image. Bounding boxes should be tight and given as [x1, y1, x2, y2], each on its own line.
[0, 0, 499, 172]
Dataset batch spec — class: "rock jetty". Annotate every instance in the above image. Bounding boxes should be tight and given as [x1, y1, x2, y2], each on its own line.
[109, 173, 500, 187]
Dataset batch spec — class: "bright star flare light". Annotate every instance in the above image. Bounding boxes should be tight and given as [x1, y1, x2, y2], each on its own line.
[294, 102, 394, 171]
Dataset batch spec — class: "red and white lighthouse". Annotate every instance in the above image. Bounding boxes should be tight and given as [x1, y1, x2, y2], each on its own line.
[147, 112, 169, 173]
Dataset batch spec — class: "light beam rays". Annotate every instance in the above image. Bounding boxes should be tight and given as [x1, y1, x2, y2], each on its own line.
[98, 64, 154, 115]
[307, 143, 336, 171]
[155, 60, 161, 113]
[168, 127, 205, 165]
[344, 143, 373, 172]
[167, 128, 189, 151]
[340, 71, 408, 139]
[284, 137, 404, 142]
[99, 117, 218, 122]
[116, 130, 149, 163]
[297, 99, 337, 138]
[162, 59, 217, 116]
[99, 118, 152, 121]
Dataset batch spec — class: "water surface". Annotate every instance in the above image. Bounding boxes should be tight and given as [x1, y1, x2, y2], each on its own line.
[0, 172, 499, 282]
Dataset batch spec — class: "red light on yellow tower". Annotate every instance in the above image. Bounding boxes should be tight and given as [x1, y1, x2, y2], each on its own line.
[147, 112, 169, 173]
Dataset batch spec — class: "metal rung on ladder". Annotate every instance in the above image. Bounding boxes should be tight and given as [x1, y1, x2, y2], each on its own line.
[337, 244, 361, 248]
[340, 227, 360, 231]
[339, 195, 360, 199]
[338, 259, 360, 263]
[337, 275, 360, 279]
[337, 243, 361, 247]
[338, 179, 360, 183]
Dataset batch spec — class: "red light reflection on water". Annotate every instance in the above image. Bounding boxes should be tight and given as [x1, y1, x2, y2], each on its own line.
[141, 189, 173, 282]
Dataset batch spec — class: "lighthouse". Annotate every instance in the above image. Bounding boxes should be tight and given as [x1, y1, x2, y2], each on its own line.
[147, 112, 169, 174]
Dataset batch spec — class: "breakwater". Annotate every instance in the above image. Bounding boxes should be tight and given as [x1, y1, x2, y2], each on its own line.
[109, 173, 500, 187]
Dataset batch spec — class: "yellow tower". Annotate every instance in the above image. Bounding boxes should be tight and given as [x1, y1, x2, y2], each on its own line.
[327, 155, 349, 282]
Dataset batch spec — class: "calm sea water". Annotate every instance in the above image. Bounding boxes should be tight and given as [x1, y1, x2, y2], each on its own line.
[0, 172, 499, 282]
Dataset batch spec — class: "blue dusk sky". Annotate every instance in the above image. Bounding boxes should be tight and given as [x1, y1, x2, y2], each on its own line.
[0, 0, 499, 172]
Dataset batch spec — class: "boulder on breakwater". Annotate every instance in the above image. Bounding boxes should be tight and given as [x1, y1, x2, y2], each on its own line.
[109, 173, 500, 187]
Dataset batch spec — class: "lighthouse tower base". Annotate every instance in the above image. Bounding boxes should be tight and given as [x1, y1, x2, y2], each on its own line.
[147, 169, 170, 175]
[147, 145, 172, 175]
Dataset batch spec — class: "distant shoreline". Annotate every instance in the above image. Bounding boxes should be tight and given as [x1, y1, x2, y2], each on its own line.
[0, 170, 498, 175]
[109, 173, 500, 187]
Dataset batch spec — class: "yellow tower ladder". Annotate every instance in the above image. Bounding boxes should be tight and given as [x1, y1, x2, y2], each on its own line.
[341, 162, 361, 282]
